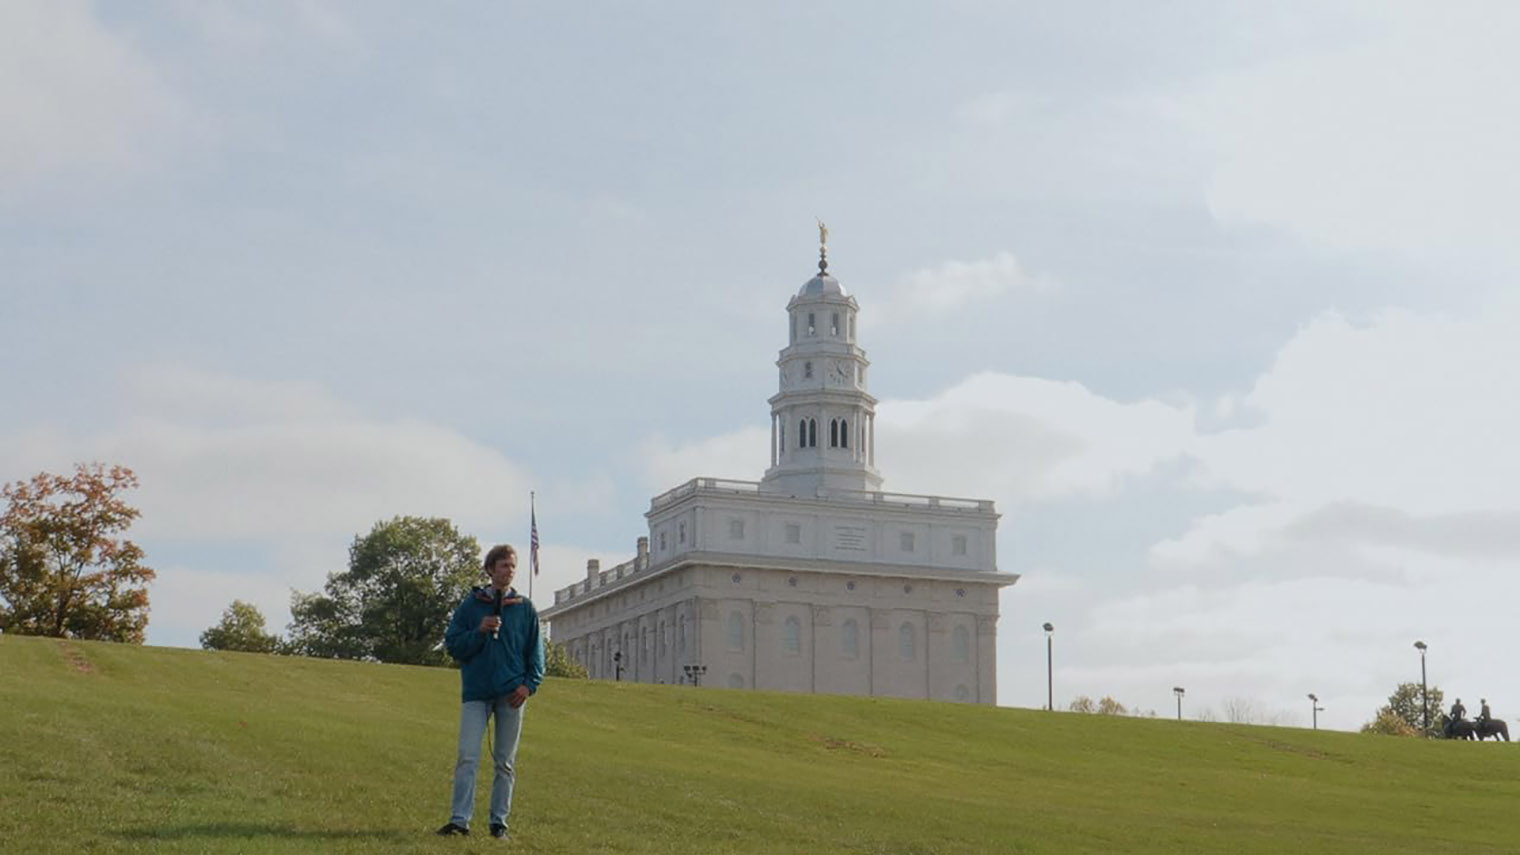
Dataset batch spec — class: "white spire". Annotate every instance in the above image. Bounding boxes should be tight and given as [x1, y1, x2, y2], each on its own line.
[761, 234, 882, 496]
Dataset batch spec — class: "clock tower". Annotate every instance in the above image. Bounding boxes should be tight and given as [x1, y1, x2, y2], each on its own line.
[761, 228, 883, 496]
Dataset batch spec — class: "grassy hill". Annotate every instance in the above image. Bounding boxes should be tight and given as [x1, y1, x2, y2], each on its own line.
[2, 636, 1518, 854]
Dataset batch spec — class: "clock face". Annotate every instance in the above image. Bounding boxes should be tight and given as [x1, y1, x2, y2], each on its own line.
[832, 360, 850, 384]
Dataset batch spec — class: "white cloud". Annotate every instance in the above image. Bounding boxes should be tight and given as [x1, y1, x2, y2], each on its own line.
[1193, 306, 1520, 513]
[634, 427, 771, 493]
[1169, 3, 1520, 256]
[0, 364, 554, 646]
[878, 372, 1196, 502]
[869, 252, 1045, 328]
[0, 0, 187, 188]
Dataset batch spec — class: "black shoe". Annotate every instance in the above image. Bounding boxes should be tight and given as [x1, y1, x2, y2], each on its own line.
[435, 822, 470, 836]
[489, 824, 509, 839]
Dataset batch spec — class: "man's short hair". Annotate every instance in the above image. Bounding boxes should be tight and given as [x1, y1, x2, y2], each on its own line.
[483, 544, 517, 574]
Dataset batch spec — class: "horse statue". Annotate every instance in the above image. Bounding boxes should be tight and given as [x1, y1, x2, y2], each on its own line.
[1475, 718, 1510, 742]
[1443, 717, 1477, 740]
[1442, 716, 1509, 741]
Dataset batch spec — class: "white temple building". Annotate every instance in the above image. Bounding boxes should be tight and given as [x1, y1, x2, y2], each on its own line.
[541, 236, 1019, 703]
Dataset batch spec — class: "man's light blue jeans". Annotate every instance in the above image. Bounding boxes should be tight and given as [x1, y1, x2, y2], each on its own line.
[449, 696, 524, 830]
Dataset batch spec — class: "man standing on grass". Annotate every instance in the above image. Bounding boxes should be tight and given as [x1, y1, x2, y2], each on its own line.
[436, 544, 545, 840]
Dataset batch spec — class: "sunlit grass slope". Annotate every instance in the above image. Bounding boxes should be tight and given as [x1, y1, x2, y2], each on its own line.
[3, 635, 1518, 854]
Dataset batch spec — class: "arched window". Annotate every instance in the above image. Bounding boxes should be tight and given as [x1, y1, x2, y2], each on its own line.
[841, 618, 859, 658]
[952, 625, 970, 663]
[899, 623, 916, 660]
[807, 313, 816, 336]
[831, 312, 839, 335]
[727, 611, 745, 652]
[808, 418, 817, 448]
[829, 419, 839, 448]
[840, 418, 849, 448]
[782, 616, 801, 654]
[799, 419, 807, 449]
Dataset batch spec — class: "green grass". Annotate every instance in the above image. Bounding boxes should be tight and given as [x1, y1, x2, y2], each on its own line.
[3, 636, 1518, 854]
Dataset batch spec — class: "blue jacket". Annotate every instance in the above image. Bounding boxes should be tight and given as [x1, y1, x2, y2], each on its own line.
[444, 586, 545, 703]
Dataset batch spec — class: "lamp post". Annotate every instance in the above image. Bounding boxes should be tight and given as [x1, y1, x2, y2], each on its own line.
[1414, 640, 1428, 735]
[1308, 693, 1323, 730]
[682, 663, 707, 687]
[1042, 623, 1054, 711]
[614, 650, 623, 682]
[1173, 686, 1186, 721]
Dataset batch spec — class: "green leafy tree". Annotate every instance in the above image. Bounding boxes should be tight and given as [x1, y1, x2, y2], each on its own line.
[545, 639, 588, 679]
[0, 463, 155, 642]
[200, 600, 281, 654]
[1366, 681, 1444, 737]
[286, 516, 480, 665]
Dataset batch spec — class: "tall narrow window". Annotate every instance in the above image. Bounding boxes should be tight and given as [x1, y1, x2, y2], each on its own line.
[782, 616, 801, 655]
[952, 626, 970, 663]
[831, 312, 839, 335]
[849, 315, 856, 340]
[829, 419, 839, 448]
[791, 315, 797, 342]
[799, 419, 807, 448]
[804, 361, 813, 379]
[727, 611, 745, 652]
[808, 418, 817, 448]
[841, 618, 859, 658]
[807, 313, 816, 335]
[840, 418, 849, 448]
[678, 521, 686, 544]
[899, 623, 916, 660]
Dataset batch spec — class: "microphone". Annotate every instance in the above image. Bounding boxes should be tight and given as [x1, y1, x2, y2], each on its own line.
[492, 588, 503, 640]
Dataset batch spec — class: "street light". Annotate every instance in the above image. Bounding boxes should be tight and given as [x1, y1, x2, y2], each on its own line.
[1042, 623, 1054, 711]
[682, 663, 707, 687]
[1173, 686, 1186, 721]
[1308, 693, 1323, 730]
[614, 650, 623, 682]
[1414, 641, 1428, 735]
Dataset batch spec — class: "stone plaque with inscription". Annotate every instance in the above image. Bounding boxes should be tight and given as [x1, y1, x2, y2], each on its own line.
[833, 524, 869, 552]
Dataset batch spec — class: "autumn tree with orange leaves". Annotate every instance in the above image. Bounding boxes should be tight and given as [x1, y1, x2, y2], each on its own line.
[0, 463, 156, 642]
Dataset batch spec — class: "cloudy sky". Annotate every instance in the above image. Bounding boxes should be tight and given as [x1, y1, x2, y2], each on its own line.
[4, 1, 1518, 730]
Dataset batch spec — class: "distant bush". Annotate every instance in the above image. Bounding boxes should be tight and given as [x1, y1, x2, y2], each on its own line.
[545, 639, 587, 679]
[1361, 708, 1419, 737]
[1068, 695, 1133, 716]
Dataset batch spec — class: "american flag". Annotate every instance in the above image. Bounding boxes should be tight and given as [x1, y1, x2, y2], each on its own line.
[530, 493, 540, 578]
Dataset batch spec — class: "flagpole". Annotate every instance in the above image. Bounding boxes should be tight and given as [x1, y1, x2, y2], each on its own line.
[528, 491, 538, 601]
